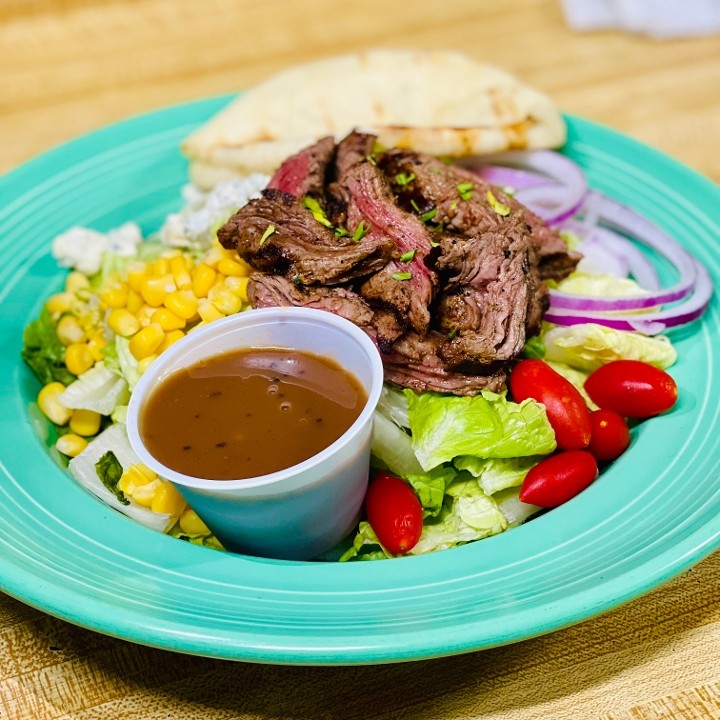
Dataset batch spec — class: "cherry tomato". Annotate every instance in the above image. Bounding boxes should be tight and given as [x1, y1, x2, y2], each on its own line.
[587, 409, 630, 462]
[509, 359, 591, 450]
[365, 471, 423, 555]
[519, 450, 598, 508]
[584, 360, 678, 418]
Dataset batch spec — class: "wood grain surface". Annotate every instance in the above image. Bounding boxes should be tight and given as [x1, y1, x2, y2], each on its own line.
[1, 1, 720, 719]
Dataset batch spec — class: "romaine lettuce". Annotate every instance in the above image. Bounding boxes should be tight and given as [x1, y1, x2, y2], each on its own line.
[406, 389, 556, 471]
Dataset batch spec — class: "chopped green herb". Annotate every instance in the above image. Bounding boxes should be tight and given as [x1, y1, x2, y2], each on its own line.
[430, 240, 441, 248]
[486, 190, 511, 216]
[259, 224, 276, 246]
[352, 220, 369, 242]
[449, 200, 459, 211]
[457, 182, 474, 201]
[366, 154, 377, 166]
[399, 249, 417, 263]
[395, 172, 416, 186]
[392, 271, 413, 281]
[302, 196, 333, 228]
[447, 329, 458, 340]
[410, 199, 421, 214]
[371, 140, 386, 155]
[292, 276, 304, 287]
[420, 208, 437, 223]
[334, 227, 349, 238]
[95, 451, 129, 506]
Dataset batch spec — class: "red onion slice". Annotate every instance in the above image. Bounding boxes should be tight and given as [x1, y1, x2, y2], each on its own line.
[549, 192, 697, 311]
[544, 259, 712, 335]
[473, 165, 550, 191]
[475, 150, 588, 226]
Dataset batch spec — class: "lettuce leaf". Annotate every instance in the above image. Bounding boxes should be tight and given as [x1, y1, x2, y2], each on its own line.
[59, 362, 129, 415]
[454, 455, 542, 495]
[406, 389, 556, 470]
[543, 323, 677, 371]
[22, 307, 76, 385]
[406, 465, 457, 517]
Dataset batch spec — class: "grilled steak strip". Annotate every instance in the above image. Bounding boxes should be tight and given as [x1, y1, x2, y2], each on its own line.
[380, 149, 580, 281]
[434, 222, 536, 371]
[266, 136, 336, 198]
[217, 189, 393, 286]
[338, 162, 438, 336]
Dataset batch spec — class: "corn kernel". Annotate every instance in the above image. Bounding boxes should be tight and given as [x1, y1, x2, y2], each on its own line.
[201, 245, 231, 269]
[126, 289, 144, 314]
[151, 481, 187, 516]
[179, 508, 210, 536]
[217, 257, 249, 277]
[87, 331, 107, 362]
[151, 257, 170, 276]
[208, 285, 242, 315]
[126, 262, 148, 293]
[100, 283, 129, 309]
[65, 342, 94, 376]
[191, 263, 217, 298]
[135, 304, 156, 327]
[56, 315, 86, 345]
[69, 408, 101, 437]
[137, 354, 157, 374]
[130, 479, 163, 507]
[140, 275, 175, 307]
[197, 298, 226, 324]
[107, 308, 140, 337]
[164, 290, 199, 320]
[224, 276, 250, 303]
[156, 329, 185, 354]
[38, 382, 72, 425]
[151, 307, 187, 331]
[129, 322, 164, 360]
[170, 254, 192, 290]
[56, 433, 88, 457]
[46, 292, 75, 315]
[65, 271, 90, 294]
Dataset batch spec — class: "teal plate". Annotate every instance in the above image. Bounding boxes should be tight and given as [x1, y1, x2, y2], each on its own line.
[1, 97, 719, 665]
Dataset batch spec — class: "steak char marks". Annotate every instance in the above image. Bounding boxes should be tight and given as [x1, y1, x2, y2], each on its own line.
[217, 132, 578, 396]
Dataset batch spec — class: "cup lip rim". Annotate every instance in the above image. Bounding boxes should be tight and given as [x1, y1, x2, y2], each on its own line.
[125, 307, 384, 491]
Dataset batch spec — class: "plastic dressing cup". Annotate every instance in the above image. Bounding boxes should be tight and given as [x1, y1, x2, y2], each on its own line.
[126, 307, 384, 561]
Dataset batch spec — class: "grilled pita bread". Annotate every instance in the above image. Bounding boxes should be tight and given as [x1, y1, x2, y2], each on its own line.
[182, 50, 565, 189]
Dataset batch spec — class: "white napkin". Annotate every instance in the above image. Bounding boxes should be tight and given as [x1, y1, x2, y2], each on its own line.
[560, 0, 720, 38]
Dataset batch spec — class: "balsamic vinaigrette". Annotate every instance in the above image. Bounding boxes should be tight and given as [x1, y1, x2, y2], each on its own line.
[139, 348, 367, 480]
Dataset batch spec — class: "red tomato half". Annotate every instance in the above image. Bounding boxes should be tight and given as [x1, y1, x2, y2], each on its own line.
[588, 409, 630, 462]
[509, 359, 591, 450]
[365, 471, 423, 555]
[584, 360, 678, 418]
[519, 451, 599, 508]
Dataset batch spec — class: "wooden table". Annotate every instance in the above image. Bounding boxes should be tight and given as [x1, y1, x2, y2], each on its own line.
[1, 1, 719, 718]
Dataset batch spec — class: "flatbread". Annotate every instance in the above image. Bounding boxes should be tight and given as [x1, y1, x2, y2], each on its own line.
[182, 49, 566, 188]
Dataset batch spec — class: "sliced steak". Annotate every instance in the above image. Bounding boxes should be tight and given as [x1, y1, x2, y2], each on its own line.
[334, 131, 376, 177]
[339, 162, 438, 336]
[248, 273, 375, 327]
[381, 149, 580, 280]
[266, 136, 335, 198]
[217, 189, 393, 285]
[434, 222, 535, 370]
[384, 332, 508, 395]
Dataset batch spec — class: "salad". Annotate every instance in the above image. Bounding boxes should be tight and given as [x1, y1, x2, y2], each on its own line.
[21, 150, 711, 559]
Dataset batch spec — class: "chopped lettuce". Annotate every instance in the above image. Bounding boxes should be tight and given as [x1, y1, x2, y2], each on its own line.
[21, 307, 77, 385]
[556, 271, 650, 299]
[95, 451, 129, 505]
[68, 423, 172, 532]
[59, 362, 129, 415]
[341, 478, 508, 560]
[543, 323, 677, 371]
[407, 389, 556, 471]
[454, 455, 542, 495]
[370, 411, 424, 477]
[406, 465, 457, 518]
[493, 486, 541, 527]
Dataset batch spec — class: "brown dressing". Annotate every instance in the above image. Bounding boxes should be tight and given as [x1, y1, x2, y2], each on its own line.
[139, 348, 367, 480]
